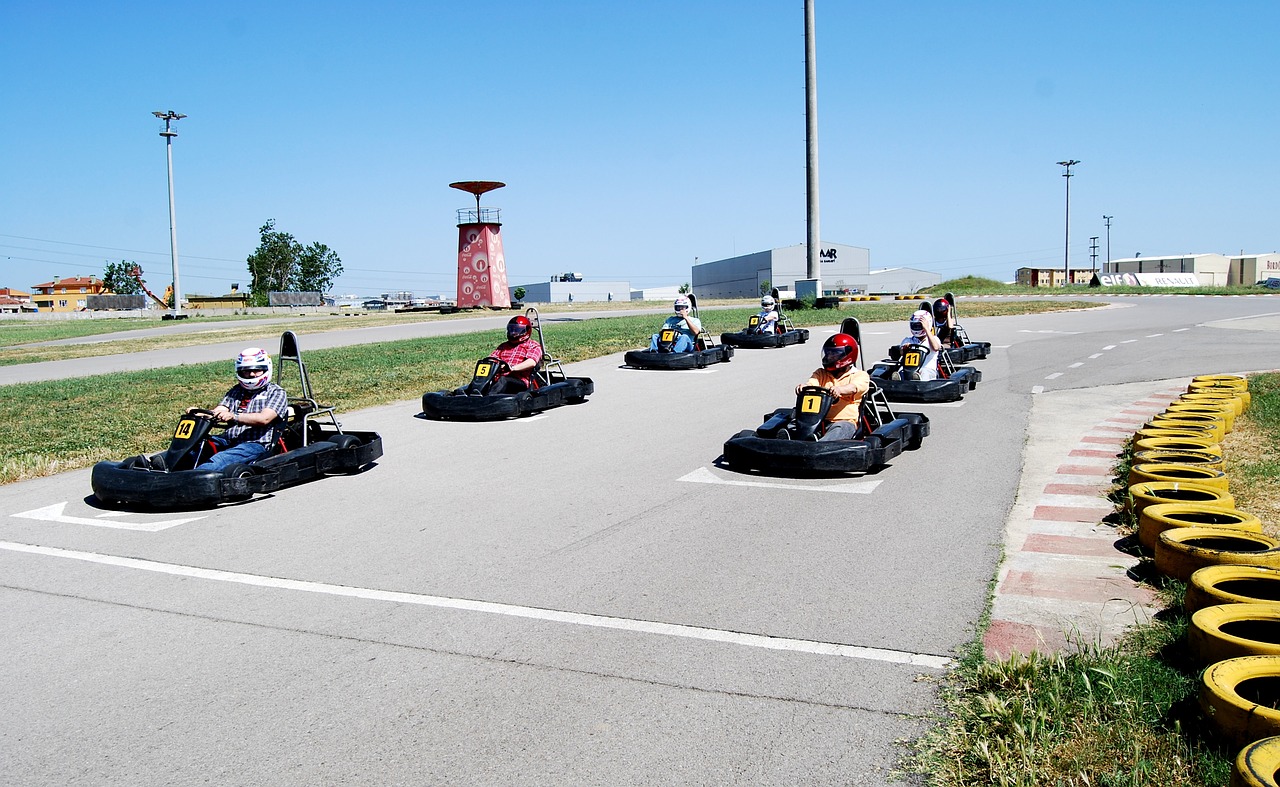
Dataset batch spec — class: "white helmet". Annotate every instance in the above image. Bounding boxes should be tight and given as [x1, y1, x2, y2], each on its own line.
[235, 347, 272, 390]
[674, 295, 692, 312]
[761, 295, 776, 308]
[909, 310, 933, 338]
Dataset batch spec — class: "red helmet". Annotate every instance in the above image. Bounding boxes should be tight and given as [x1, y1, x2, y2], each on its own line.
[507, 315, 532, 342]
[821, 333, 859, 371]
[932, 298, 950, 323]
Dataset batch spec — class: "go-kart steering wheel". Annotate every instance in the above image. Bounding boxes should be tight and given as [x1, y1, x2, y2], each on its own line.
[187, 408, 218, 418]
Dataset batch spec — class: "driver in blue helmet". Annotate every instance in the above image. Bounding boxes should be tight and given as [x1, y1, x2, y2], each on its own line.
[648, 295, 703, 352]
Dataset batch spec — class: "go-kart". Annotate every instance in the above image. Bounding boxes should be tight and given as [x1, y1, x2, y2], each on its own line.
[91, 331, 383, 509]
[867, 317, 981, 403]
[421, 307, 593, 420]
[624, 294, 734, 369]
[722, 321, 929, 474]
[931, 292, 990, 363]
[720, 288, 810, 349]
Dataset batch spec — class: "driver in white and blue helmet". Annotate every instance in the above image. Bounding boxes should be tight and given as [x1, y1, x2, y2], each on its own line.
[753, 294, 781, 334]
[188, 347, 288, 471]
[648, 295, 703, 352]
[898, 309, 943, 382]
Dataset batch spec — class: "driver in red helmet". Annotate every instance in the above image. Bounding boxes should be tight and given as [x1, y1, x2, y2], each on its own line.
[932, 298, 956, 345]
[488, 315, 544, 394]
[796, 333, 870, 441]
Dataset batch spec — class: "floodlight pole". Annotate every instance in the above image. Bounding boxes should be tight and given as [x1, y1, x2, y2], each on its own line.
[154, 110, 186, 315]
[1056, 160, 1079, 285]
[1103, 215, 1113, 269]
[804, 0, 821, 285]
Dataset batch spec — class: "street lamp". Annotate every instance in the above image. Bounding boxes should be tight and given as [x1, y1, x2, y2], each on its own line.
[153, 110, 186, 317]
[1056, 160, 1079, 286]
[1103, 215, 1113, 269]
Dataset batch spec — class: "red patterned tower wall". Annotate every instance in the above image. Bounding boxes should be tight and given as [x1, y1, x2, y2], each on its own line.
[456, 223, 511, 308]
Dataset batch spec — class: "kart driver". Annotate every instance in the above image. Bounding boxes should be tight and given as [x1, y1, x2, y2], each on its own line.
[900, 309, 944, 382]
[188, 347, 287, 471]
[796, 333, 870, 441]
[753, 295, 781, 334]
[648, 295, 702, 352]
[488, 315, 544, 394]
[932, 298, 957, 345]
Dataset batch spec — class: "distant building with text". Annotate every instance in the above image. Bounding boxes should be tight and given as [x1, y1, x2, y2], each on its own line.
[692, 243, 937, 298]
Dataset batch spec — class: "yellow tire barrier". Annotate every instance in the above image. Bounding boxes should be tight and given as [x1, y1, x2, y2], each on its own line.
[1193, 373, 1248, 389]
[1128, 463, 1229, 491]
[1134, 425, 1221, 443]
[1165, 402, 1235, 431]
[1190, 380, 1252, 409]
[1131, 448, 1225, 473]
[1201, 656, 1280, 746]
[1149, 414, 1227, 442]
[1191, 604, 1280, 664]
[1232, 735, 1280, 787]
[1128, 481, 1235, 517]
[1156, 527, 1280, 582]
[1182, 391, 1245, 417]
[1188, 565, 1280, 615]
[1138, 503, 1260, 551]
[1133, 436, 1224, 456]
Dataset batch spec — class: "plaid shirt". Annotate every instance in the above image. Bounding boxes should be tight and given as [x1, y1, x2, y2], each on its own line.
[493, 338, 544, 381]
[218, 382, 287, 446]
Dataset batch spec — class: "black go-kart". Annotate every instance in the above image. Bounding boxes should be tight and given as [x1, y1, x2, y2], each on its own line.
[91, 332, 383, 509]
[720, 288, 810, 349]
[722, 320, 929, 474]
[624, 294, 733, 369]
[931, 292, 990, 363]
[421, 308, 593, 420]
[867, 317, 981, 404]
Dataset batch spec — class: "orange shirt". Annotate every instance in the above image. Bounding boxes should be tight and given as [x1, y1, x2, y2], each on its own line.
[803, 367, 870, 422]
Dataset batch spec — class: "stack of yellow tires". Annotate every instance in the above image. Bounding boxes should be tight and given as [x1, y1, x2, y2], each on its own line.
[1126, 375, 1280, 784]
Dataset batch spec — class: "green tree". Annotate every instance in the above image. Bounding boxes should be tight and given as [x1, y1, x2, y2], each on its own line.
[759, 280, 772, 296]
[102, 260, 142, 295]
[513, 286, 526, 300]
[246, 220, 343, 305]
[679, 282, 691, 294]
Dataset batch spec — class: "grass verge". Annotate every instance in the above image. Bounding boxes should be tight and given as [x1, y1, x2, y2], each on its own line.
[909, 372, 1280, 786]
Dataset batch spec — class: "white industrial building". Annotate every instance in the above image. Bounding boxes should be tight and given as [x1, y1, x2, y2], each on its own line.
[1105, 253, 1280, 286]
[691, 243, 939, 298]
[511, 279, 630, 304]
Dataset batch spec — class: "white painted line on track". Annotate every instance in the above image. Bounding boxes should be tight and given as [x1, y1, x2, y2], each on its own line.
[1121, 339, 1139, 344]
[10, 502, 204, 532]
[1146, 333, 1164, 338]
[1031, 385, 1045, 394]
[678, 467, 882, 494]
[1069, 362, 1084, 368]
[1102, 345, 1117, 350]
[1088, 353, 1103, 359]
[0, 540, 950, 670]
[1045, 372, 1063, 380]
[617, 367, 717, 374]
[1173, 328, 1191, 332]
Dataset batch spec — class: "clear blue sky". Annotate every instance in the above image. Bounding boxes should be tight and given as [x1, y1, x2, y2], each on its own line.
[2, 1, 1276, 299]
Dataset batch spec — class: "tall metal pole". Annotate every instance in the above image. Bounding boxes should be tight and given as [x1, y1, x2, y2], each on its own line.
[804, 0, 821, 284]
[1056, 160, 1079, 285]
[1089, 236, 1099, 270]
[1103, 215, 1113, 269]
[154, 110, 186, 315]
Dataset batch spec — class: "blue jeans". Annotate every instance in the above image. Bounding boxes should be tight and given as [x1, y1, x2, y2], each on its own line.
[199, 437, 268, 471]
[649, 333, 696, 352]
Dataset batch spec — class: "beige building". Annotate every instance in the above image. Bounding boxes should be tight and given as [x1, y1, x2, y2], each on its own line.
[31, 276, 106, 312]
[1014, 267, 1096, 287]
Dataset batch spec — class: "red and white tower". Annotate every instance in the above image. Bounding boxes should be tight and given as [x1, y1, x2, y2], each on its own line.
[449, 180, 510, 308]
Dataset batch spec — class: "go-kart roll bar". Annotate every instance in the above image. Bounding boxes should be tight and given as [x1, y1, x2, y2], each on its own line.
[278, 330, 341, 446]
[525, 306, 567, 386]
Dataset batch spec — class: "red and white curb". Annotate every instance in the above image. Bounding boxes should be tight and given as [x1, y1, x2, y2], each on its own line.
[983, 387, 1185, 658]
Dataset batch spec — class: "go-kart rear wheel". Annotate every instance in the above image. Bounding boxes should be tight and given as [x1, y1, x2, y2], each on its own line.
[324, 433, 363, 474]
[221, 463, 253, 479]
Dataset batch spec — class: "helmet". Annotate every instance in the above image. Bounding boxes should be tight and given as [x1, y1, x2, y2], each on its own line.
[761, 295, 776, 308]
[821, 333, 859, 371]
[932, 298, 950, 323]
[235, 347, 272, 390]
[507, 315, 532, 342]
[674, 295, 692, 312]
[910, 309, 933, 338]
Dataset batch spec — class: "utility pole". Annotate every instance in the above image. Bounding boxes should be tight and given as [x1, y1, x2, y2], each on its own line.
[1056, 160, 1079, 286]
[1090, 236, 1099, 271]
[1103, 215, 1113, 269]
[801, 0, 822, 300]
[153, 110, 187, 317]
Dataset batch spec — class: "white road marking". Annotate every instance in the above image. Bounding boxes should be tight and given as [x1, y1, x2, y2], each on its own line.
[1102, 345, 1117, 350]
[679, 467, 882, 494]
[10, 502, 205, 532]
[1173, 328, 1191, 332]
[0, 540, 951, 670]
[1069, 362, 1084, 368]
[1121, 339, 1139, 344]
[1045, 372, 1063, 380]
[618, 367, 717, 374]
[1089, 353, 1103, 359]
[1146, 333, 1164, 338]
[910, 400, 967, 408]
[992, 344, 1011, 348]
[1031, 385, 1045, 394]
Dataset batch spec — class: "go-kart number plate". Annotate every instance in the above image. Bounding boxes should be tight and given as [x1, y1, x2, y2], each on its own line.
[174, 419, 197, 439]
[476, 362, 493, 377]
[800, 394, 823, 413]
[660, 329, 677, 342]
[903, 349, 924, 366]
[748, 316, 760, 327]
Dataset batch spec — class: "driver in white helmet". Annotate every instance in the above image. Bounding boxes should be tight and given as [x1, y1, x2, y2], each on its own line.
[754, 295, 781, 334]
[899, 309, 943, 382]
[648, 294, 703, 352]
[187, 347, 287, 471]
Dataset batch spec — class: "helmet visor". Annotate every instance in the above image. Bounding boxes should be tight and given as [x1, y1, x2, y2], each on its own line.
[822, 346, 851, 368]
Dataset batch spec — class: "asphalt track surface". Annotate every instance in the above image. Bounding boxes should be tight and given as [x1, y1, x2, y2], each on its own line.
[1, 296, 1277, 785]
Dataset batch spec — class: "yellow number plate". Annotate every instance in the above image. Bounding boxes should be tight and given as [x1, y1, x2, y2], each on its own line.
[476, 362, 492, 377]
[660, 330, 676, 342]
[174, 419, 196, 439]
[904, 350, 923, 366]
[801, 395, 823, 413]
